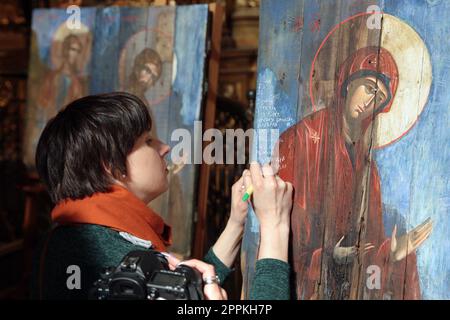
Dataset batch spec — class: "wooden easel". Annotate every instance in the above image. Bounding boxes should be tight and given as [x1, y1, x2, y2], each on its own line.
[192, 3, 224, 259]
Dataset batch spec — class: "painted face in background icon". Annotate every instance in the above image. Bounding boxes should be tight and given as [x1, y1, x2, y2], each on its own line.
[128, 48, 163, 97]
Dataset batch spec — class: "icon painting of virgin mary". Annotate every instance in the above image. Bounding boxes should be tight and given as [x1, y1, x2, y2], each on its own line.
[275, 14, 433, 300]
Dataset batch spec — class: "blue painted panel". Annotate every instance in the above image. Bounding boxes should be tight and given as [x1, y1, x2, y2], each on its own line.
[243, 0, 449, 299]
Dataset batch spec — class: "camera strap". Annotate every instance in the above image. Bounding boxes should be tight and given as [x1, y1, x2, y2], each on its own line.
[119, 231, 154, 249]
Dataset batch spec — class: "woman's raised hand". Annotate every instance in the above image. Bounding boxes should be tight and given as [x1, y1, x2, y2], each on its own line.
[245, 162, 293, 262]
[247, 162, 293, 230]
[229, 173, 251, 227]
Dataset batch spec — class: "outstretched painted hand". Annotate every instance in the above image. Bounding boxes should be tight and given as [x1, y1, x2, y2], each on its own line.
[390, 217, 433, 262]
[333, 236, 375, 265]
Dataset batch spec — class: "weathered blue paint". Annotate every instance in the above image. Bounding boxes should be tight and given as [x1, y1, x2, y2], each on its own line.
[243, 0, 449, 299]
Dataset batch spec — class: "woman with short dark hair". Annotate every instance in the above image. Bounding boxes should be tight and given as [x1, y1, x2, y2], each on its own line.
[32, 92, 293, 300]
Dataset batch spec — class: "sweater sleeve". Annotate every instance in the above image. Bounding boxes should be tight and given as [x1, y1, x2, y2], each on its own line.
[249, 258, 290, 300]
[203, 247, 233, 285]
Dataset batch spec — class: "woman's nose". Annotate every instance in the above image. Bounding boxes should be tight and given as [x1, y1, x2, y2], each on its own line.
[159, 142, 171, 157]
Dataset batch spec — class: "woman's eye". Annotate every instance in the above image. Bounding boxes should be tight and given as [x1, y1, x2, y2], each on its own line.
[146, 139, 153, 146]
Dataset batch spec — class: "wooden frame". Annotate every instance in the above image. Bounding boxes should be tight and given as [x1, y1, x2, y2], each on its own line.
[193, 3, 224, 259]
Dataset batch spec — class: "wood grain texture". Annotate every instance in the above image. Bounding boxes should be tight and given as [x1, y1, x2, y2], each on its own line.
[242, 0, 449, 300]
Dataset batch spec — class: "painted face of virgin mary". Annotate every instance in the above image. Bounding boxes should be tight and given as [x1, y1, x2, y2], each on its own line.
[344, 75, 389, 121]
[337, 47, 398, 123]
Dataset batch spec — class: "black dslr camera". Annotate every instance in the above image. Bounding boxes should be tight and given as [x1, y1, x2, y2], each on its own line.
[90, 250, 204, 300]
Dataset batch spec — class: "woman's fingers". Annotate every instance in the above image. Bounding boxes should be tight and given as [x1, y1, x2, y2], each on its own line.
[242, 169, 252, 190]
[249, 162, 264, 187]
[286, 181, 293, 193]
[249, 162, 293, 233]
[220, 288, 228, 300]
[177, 259, 226, 300]
[203, 282, 226, 300]
[262, 163, 277, 189]
[261, 163, 275, 177]
[275, 175, 286, 190]
[177, 259, 215, 277]
[161, 252, 181, 271]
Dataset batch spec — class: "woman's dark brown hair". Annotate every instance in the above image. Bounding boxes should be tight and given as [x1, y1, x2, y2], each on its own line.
[36, 92, 152, 203]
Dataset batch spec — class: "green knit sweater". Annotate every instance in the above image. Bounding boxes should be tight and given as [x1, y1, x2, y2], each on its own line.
[31, 224, 289, 300]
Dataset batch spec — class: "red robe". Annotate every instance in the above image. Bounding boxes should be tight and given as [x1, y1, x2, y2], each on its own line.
[276, 108, 421, 299]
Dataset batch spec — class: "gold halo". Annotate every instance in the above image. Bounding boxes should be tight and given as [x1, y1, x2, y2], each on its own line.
[370, 14, 432, 148]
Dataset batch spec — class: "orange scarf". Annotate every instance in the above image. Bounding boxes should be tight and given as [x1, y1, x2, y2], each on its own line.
[51, 184, 172, 251]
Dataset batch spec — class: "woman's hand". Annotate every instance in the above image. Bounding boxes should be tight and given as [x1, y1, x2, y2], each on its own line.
[246, 162, 293, 262]
[248, 162, 293, 230]
[176, 259, 227, 300]
[228, 173, 251, 227]
[163, 252, 182, 270]
[211, 170, 251, 268]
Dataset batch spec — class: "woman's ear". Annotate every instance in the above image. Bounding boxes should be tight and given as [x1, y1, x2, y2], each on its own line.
[102, 161, 128, 185]
[102, 161, 112, 175]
